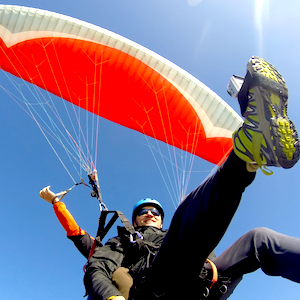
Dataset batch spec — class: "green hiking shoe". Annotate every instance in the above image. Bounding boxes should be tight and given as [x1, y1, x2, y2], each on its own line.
[232, 56, 299, 173]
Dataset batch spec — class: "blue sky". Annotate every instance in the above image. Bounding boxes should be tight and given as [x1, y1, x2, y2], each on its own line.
[1, 0, 300, 299]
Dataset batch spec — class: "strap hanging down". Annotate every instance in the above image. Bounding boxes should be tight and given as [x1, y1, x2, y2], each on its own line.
[84, 210, 144, 272]
[97, 210, 145, 249]
[97, 210, 139, 240]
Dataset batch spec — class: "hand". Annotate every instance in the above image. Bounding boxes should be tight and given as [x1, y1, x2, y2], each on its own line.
[39, 186, 59, 204]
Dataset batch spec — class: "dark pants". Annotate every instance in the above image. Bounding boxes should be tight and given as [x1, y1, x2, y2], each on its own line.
[113, 227, 300, 299]
[213, 226, 300, 282]
[140, 151, 255, 298]
[114, 152, 300, 299]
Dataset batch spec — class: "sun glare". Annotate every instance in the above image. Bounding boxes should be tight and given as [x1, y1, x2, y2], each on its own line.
[254, 0, 270, 56]
[187, 0, 203, 7]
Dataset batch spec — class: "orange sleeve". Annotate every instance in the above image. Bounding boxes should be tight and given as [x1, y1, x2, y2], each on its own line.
[53, 201, 86, 236]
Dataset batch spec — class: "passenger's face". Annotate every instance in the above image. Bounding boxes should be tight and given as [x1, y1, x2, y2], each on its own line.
[134, 206, 162, 229]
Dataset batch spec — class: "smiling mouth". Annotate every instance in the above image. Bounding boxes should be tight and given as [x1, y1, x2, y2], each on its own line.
[144, 219, 155, 223]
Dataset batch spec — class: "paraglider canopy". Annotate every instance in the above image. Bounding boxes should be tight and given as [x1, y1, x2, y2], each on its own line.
[0, 5, 242, 168]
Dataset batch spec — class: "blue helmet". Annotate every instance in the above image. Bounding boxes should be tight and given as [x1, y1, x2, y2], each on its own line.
[132, 198, 164, 224]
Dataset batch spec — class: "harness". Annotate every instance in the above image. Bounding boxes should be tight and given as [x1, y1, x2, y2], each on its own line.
[83, 209, 235, 300]
[81, 173, 235, 299]
[84, 209, 146, 272]
[198, 260, 237, 300]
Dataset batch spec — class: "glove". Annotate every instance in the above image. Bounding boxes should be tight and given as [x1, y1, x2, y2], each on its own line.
[39, 186, 59, 204]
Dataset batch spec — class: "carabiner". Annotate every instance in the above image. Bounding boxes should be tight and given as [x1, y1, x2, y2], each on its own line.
[129, 231, 144, 243]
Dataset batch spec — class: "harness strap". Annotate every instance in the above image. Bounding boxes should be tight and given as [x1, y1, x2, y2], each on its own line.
[84, 210, 144, 273]
[97, 211, 120, 240]
[206, 259, 218, 289]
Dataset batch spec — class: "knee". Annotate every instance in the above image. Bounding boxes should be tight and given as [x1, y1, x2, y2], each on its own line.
[245, 227, 275, 243]
[112, 267, 133, 299]
[247, 227, 271, 235]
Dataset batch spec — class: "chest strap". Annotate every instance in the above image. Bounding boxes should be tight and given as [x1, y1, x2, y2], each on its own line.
[84, 210, 145, 272]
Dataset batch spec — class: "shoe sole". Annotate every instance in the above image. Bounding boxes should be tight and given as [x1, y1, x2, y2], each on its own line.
[247, 56, 299, 169]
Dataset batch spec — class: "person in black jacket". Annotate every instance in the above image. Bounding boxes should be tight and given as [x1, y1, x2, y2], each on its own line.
[84, 57, 300, 300]
[39, 187, 135, 298]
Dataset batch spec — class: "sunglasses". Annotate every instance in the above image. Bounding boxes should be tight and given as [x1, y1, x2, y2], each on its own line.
[137, 208, 161, 217]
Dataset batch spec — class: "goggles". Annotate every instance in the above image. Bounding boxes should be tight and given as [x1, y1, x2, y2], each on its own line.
[137, 208, 161, 217]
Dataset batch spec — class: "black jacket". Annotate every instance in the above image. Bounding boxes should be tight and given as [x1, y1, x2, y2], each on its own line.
[84, 225, 167, 300]
[68, 232, 94, 259]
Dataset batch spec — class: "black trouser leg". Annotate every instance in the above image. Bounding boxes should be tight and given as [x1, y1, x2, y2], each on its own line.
[213, 227, 300, 283]
[143, 151, 256, 298]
